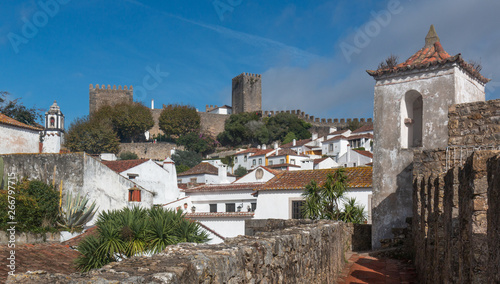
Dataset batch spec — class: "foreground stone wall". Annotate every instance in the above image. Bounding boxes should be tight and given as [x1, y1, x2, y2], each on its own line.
[413, 150, 500, 283]
[8, 220, 353, 284]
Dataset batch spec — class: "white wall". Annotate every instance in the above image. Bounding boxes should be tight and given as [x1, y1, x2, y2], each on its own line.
[178, 174, 236, 185]
[0, 124, 40, 154]
[189, 190, 256, 213]
[42, 131, 62, 153]
[337, 150, 372, 167]
[120, 160, 180, 205]
[234, 167, 275, 183]
[255, 190, 303, 219]
[193, 218, 249, 244]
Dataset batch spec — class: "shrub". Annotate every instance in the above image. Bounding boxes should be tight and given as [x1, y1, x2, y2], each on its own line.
[120, 151, 138, 160]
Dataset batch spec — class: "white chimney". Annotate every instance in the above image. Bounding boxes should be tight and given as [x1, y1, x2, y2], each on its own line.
[347, 144, 351, 166]
[274, 142, 279, 149]
[257, 145, 261, 149]
[151, 99, 154, 109]
[329, 127, 337, 133]
[218, 164, 229, 183]
[262, 144, 266, 150]
[292, 139, 296, 146]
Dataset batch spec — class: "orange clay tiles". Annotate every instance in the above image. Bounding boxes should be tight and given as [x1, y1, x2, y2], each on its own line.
[351, 124, 374, 133]
[177, 162, 235, 177]
[367, 25, 489, 84]
[183, 182, 265, 193]
[280, 138, 313, 148]
[0, 113, 43, 131]
[353, 150, 373, 159]
[258, 167, 372, 191]
[101, 159, 149, 173]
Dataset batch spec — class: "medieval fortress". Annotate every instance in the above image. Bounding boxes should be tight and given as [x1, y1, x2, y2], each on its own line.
[88, 72, 371, 138]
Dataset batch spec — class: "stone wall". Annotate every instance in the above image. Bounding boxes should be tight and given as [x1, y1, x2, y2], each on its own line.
[412, 150, 500, 283]
[232, 73, 262, 114]
[199, 112, 230, 137]
[8, 220, 353, 283]
[119, 142, 180, 160]
[448, 99, 500, 146]
[0, 232, 60, 245]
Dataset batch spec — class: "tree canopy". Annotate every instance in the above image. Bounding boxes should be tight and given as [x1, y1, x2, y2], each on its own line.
[64, 116, 120, 154]
[0, 91, 43, 127]
[217, 112, 311, 147]
[158, 104, 201, 138]
[171, 150, 202, 173]
[176, 132, 218, 156]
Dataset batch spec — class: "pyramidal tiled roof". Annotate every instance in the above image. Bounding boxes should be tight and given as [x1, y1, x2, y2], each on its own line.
[367, 25, 489, 84]
[258, 167, 372, 191]
[177, 162, 236, 177]
[101, 159, 149, 173]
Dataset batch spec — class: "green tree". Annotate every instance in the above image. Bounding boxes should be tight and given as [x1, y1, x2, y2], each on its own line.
[177, 132, 218, 156]
[64, 116, 120, 154]
[0, 179, 59, 233]
[93, 103, 154, 142]
[75, 206, 209, 272]
[120, 151, 139, 160]
[158, 104, 201, 138]
[302, 168, 357, 221]
[171, 150, 202, 173]
[266, 113, 311, 142]
[346, 120, 362, 131]
[217, 112, 261, 146]
[0, 91, 43, 127]
[234, 165, 248, 177]
[282, 132, 297, 144]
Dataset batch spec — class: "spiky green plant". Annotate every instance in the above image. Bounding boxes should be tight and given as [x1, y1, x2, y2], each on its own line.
[339, 198, 367, 224]
[57, 192, 98, 233]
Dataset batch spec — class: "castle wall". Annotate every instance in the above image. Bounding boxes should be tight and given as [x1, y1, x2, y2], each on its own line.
[199, 112, 229, 137]
[8, 220, 353, 283]
[411, 99, 500, 283]
[119, 142, 180, 160]
[89, 84, 133, 114]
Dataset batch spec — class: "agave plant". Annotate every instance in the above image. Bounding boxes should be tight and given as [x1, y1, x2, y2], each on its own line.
[57, 191, 98, 233]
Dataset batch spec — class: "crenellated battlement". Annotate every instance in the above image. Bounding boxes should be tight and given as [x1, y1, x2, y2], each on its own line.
[232, 72, 261, 81]
[263, 109, 372, 127]
[89, 84, 133, 91]
[89, 83, 134, 114]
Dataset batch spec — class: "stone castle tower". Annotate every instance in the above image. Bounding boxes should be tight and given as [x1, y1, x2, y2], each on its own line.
[42, 100, 65, 153]
[89, 84, 133, 114]
[367, 25, 489, 248]
[231, 73, 262, 114]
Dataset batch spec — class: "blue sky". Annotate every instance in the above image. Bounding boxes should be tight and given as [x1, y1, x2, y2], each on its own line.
[1, 0, 499, 126]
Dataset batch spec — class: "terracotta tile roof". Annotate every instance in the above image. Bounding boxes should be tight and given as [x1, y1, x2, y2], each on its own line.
[348, 133, 374, 140]
[261, 166, 282, 175]
[266, 163, 301, 169]
[269, 148, 306, 157]
[235, 148, 259, 155]
[324, 135, 348, 143]
[101, 159, 149, 173]
[185, 212, 255, 218]
[280, 138, 312, 148]
[353, 150, 373, 159]
[177, 162, 218, 176]
[313, 158, 328, 165]
[258, 167, 372, 191]
[183, 182, 264, 193]
[329, 129, 350, 135]
[0, 113, 43, 131]
[252, 149, 274, 156]
[352, 124, 374, 133]
[367, 25, 489, 84]
[0, 243, 81, 283]
[62, 226, 99, 247]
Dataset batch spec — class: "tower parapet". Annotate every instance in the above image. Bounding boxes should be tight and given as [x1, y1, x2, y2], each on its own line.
[89, 84, 133, 114]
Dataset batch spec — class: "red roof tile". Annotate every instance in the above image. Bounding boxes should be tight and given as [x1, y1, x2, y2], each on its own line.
[62, 226, 98, 247]
[280, 138, 312, 148]
[352, 124, 374, 133]
[258, 167, 372, 191]
[269, 148, 306, 157]
[313, 158, 328, 165]
[261, 166, 282, 175]
[0, 113, 43, 131]
[348, 133, 374, 140]
[353, 150, 373, 159]
[252, 149, 274, 156]
[101, 159, 149, 173]
[177, 162, 218, 176]
[367, 25, 489, 84]
[324, 135, 348, 142]
[266, 163, 301, 169]
[183, 182, 264, 193]
[235, 148, 259, 155]
[329, 129, 350, 135]
[0, 243, 81, 283]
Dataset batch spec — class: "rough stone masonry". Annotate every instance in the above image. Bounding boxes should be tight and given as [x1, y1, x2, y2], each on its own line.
[7, 220, 353, 284]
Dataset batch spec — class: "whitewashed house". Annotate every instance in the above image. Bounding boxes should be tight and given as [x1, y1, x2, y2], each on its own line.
[322, 135, 349, 158]
[233, 166, 280, 184]
[207, 105, 232, 114]
[301, 157, 338, 170]
[102, 157, 181, 205]
[254, 167, 373, 223]
[233, 148, 259, 171]
[337, 149, 373, 168]
[177, 162, 236, 185]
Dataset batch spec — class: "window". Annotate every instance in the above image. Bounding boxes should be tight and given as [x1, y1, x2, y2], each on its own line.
[252, 159, 256, 166]
[329, 144, 333, 151]
[251, 203, 257, 212]
[244, 156, 247, 162]
[269, 160, 273, 165]
[127, 173, 138, 180]
[353, 163, 356, 167]
[210, 204, 217, 213]
[280, 158, 285, 164]
[402, 90, 423, 148]
[291, 201, 304, 219]
[128, 188, 141, 202]
[258, 158, 262, 165]
[226, 203, 235, 212]
[50, 117, 55, 127]
[290, 159, 295, 165]
[177, 179, 181, 183]
[235, 157, 238, 163]
[190, 177, 197, 184]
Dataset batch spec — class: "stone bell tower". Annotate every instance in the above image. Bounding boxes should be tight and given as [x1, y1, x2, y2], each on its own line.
[367, 25, 489, 248]
[42, 100, 65, 153]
